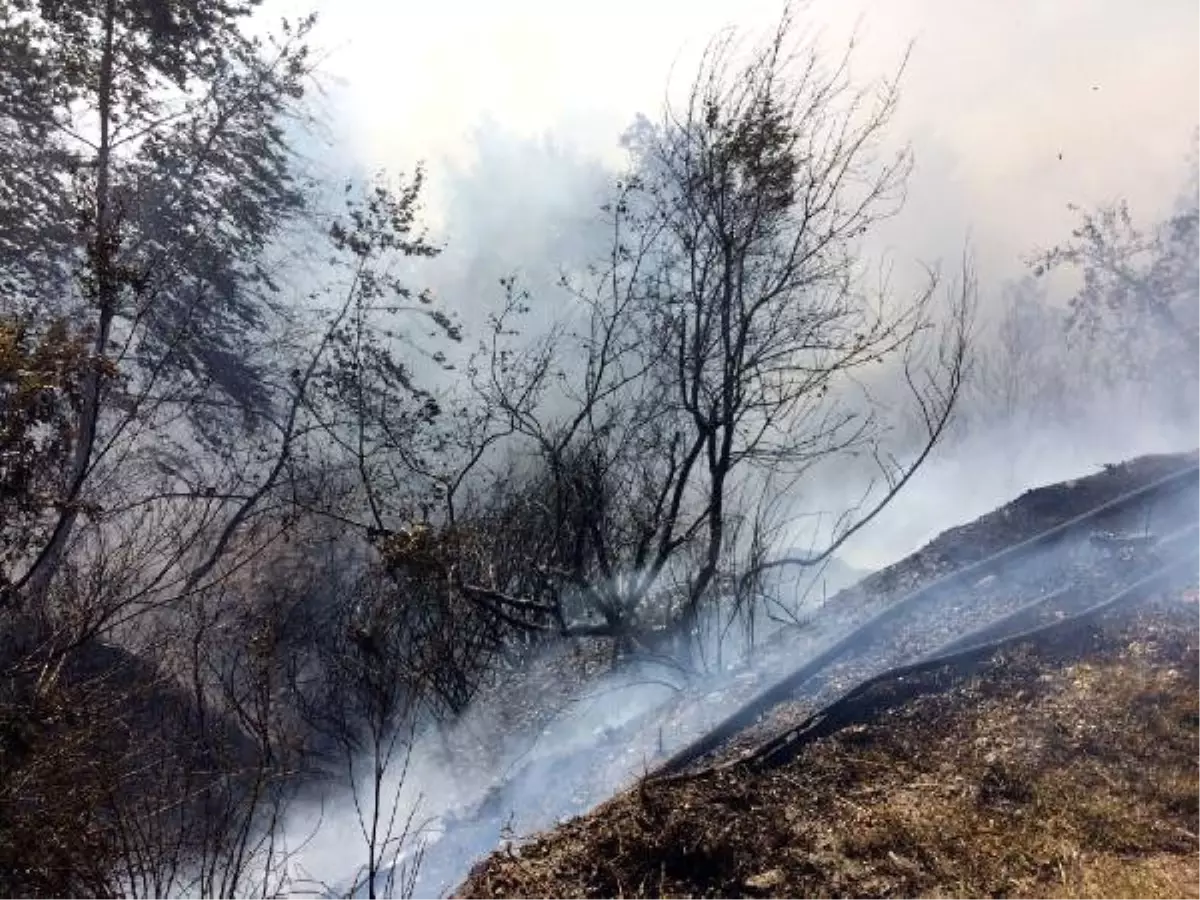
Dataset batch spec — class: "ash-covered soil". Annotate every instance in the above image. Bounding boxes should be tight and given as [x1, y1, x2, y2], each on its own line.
[407, 451, 1200, 897]
[458, 590, 1200, 899]
[849, 451, 1198, 599]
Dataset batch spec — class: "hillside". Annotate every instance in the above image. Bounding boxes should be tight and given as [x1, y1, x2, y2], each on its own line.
[455, 453, 1200, 899]
[458, 591, 1198, 898]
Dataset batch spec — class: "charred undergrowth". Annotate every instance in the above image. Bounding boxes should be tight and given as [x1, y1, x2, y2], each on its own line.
[451, 454, 1199, 899]
[458, 588, 1199, 899]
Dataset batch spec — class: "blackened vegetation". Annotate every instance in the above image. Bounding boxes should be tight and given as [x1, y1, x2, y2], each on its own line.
[649, 451, 1198, 779]
[0, 0, 1193, 896]
[458, 592, 1200, 899]
[859, 451, 1199, 595]
[395, 453, 1195, 899]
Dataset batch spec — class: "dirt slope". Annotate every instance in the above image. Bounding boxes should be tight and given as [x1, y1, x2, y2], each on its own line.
[458, 593, 1199, 898]
[456, 453, 1200, 899]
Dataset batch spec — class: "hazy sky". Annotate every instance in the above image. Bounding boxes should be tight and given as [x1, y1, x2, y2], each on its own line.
[263, 0, 1198, 286]
[249, 0, 1198, 567]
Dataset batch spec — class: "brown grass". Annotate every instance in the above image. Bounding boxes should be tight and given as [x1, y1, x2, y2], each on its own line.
[457, 592, 1200, 899]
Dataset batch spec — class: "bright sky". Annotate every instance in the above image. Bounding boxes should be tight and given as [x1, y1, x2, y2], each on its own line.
[262, 0, 1198, 281]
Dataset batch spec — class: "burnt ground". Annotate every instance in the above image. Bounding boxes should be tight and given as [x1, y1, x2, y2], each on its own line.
[446, 453, 1199, 779]
[452, 454, 1198, 756]
[455, 452, 1200, 899]
[842, 451, 1199, 601]
[457, 592, 1199, 899]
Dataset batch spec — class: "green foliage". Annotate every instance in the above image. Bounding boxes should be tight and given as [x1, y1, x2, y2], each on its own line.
[0, 317, 96, 589]
[0, 0, 314, 415]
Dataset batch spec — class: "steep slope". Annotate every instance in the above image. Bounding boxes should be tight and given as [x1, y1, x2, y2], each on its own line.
[453, 453, 1200, 897]
[459, 592, 1198, 898]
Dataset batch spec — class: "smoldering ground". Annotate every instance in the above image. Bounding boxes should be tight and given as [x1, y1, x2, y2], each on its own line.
[173, 3, 1200, 895]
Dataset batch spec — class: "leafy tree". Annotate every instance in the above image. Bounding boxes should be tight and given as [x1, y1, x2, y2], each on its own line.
[0, 3, 462, 894]
[0, 0, 319, 600]
[0, 317, 95, 596]
[1031, 178, 1199, 415]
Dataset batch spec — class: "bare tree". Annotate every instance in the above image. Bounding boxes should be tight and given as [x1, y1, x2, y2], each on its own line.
[413, 7, 971, 666]
[301, 568, 432, 900]
[963, 276, 1070, 433]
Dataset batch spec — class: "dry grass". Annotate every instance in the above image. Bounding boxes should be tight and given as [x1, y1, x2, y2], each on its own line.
[457, 592, 1200, 898]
